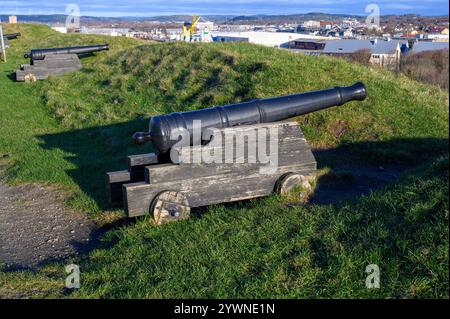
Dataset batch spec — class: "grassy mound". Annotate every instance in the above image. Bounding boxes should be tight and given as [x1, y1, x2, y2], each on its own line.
[42, 42, 449, 152]
[0, 24, 144, 212]
[2, 24, 140, 66]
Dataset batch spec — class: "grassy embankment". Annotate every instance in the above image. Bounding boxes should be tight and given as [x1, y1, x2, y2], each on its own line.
[0, 24, 448, 298]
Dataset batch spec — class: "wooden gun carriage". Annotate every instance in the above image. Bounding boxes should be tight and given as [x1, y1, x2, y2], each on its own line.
[107, 121, 316, 224]
[16, 44, 109, 82]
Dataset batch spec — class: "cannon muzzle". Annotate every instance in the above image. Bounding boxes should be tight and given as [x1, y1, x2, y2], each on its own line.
[24, 44, 109, 62]
[134, 82, 367, 154]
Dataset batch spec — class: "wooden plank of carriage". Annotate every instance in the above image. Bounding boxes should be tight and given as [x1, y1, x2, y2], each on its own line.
[123, 121, 316, 217]
[106, 153, 158, 203]
[123, 163, 316, 217]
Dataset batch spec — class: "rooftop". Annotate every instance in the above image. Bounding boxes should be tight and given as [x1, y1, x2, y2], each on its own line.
[412, 41, 449, 53]
[323, 39, 403, 54]
[213, 31, 333, 47]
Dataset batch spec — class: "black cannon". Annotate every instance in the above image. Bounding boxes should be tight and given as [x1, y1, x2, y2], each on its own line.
[108, 82, 367, 222]
[16, 44, 109, 82]
[3, 32, 21, 40]
[133, 82, 367, 154]
[24, 44, 109, 64]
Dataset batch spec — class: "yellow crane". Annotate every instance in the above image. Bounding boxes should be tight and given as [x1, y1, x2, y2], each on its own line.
[182, 15, 201, 42]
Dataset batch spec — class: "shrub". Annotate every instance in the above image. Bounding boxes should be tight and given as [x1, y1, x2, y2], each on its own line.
[400, 49, 449, 89]
[347, 49, 372, 66]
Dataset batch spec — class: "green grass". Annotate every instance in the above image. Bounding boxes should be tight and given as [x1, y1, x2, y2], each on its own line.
[0, 24, 448, 298]
[1, 157, 448, 298]
[0, 24, 145, 212]
[70, 157, 450, 298]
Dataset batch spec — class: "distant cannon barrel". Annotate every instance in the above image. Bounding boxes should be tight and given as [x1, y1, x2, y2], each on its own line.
[3, 32, 21, 40]
[24, 44, 109, 62]
[133, 82, 367, 154]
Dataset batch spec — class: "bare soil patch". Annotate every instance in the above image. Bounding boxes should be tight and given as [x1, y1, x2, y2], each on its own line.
[0, 183, 98, 270]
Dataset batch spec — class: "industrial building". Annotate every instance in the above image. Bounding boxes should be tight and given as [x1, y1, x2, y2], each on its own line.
[212, 31, 332, 48]
[411, 41, 449, 53]
[289, 38, 408, 70]
[80, 27, 131, 37]
[323, 39, 406, 69]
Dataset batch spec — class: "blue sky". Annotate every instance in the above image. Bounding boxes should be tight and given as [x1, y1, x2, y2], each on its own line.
[0, 0, 448, 17]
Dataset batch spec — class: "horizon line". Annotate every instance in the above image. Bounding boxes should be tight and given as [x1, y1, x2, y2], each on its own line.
[1, 12, 449, 18]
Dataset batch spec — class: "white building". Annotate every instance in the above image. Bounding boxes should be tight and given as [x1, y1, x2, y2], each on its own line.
[342, 18, 361, 27]
[343, 29, 354, 38]
[196, 21, 214, 33]
[196, 20, 214, 42]
[302, 20, 321, 29]
[52, 26, 67, 34]
[426, 33, 449, 42]
[9, 15, 17, 24]
[80, 27, 130, 37]
[213, 31, 333, 48]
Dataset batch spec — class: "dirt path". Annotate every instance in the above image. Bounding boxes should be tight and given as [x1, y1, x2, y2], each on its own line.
[0, 183, 98, 270]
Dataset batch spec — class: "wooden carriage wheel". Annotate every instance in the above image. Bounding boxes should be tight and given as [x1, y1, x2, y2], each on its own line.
[151, 190, 191, 225]
[275, 173, 312, 195]
[24, 73, 37, 83]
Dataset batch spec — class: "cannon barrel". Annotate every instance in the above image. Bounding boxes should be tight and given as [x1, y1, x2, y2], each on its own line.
[3, 32, 21, 40]
[24, 44, 109, 61]
[133, 82, 367, 154]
